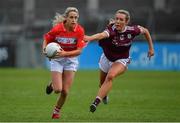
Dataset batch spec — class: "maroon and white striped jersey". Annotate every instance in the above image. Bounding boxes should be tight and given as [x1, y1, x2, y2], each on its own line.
[99, 24, 142, 61]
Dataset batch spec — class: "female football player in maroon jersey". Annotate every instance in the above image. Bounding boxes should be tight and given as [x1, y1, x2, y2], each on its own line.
[84, 9, 154, 113]
[42, 7, 85, 119]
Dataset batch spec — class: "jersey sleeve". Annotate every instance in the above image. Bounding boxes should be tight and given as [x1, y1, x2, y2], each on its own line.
[77, 26, 86, 48]
[137, 25, 146, 34]
[43, 25, 59, 43]
[133, 25, 141, 36]
[103, 24, 112, 37]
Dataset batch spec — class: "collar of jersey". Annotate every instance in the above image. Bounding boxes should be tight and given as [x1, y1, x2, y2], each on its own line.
[112, 24, 127, 33]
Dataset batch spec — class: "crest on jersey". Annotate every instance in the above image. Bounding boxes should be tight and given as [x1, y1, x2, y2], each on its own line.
[127, 34, 132, 39]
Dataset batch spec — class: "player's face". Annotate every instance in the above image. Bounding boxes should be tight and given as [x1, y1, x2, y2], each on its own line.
[114, 13, 127, 31]
[66, 11, 79, 29]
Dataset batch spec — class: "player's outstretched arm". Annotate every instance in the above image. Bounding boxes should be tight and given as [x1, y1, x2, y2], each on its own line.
[84, 31, 108, 42]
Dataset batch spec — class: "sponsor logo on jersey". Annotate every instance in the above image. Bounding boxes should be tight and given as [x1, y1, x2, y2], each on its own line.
[112, 35, 132, 47]
[56, 37, 77, 44]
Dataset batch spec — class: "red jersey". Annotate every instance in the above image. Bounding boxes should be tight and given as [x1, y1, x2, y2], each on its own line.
[44, 22, 85, 51]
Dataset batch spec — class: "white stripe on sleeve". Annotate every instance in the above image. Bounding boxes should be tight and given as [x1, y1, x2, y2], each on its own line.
[104, 30, 110, 37]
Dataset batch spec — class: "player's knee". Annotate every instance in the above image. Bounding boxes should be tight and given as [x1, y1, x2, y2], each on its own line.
[106, 73, 115, 81]
[52, 83, 62, 93]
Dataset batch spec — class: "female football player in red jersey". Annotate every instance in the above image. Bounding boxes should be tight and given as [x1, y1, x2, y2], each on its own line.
[42, 7, 85, 119]
[84, 9, 154, 113]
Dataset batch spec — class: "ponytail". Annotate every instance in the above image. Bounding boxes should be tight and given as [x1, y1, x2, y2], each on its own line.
[52, 13, 65, 27]
[52, 7, 79, 26]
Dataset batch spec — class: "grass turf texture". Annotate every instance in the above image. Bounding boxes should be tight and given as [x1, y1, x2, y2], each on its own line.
[0, 68, 180, 122]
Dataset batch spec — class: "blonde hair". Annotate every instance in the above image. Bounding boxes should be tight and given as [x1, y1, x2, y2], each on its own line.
[52, 7, 79, 26]
[115, 9, 130, 23]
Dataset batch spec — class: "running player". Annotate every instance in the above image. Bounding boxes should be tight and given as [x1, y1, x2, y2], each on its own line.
[84, 9, 154, 113]
[42, 7, 85, 118]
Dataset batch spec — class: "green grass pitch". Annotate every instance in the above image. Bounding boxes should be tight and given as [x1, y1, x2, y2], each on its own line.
[0, 68, 180, 122]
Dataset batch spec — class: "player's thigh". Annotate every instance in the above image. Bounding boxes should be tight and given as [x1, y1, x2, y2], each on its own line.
[108, 62, 127, 78]
[51, 71, 62, 90]
[62, 70, 76, 92]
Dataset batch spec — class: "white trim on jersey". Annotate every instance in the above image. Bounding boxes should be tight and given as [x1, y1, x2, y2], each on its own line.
[137, 25, 146, 34]
[119, 26, 127, 33]
[104, 30, 110, 37]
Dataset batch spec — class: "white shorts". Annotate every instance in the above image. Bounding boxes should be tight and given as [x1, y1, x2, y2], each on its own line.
[99, 53, 130, 73]
[50, 57, 79, 73]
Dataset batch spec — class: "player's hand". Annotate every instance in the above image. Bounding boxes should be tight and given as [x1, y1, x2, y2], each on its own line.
[53, 49, 64, 58]
[42, 48, 48, 56]
[147, 48, 154, 60]
[42, 48, 52, 61]
[84, 35, 91, 42]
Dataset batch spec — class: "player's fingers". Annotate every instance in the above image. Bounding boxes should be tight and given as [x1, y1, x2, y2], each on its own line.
[147, 52, 151, 60]
[53, 52, 60, 58]
[60, 48, 64, 51]
[43, 52, 48, 57]
[148, 55, 151, 60]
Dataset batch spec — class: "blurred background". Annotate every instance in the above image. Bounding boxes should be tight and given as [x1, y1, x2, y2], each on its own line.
[0, 0, 180, 70]
[0, 1, 180, 122]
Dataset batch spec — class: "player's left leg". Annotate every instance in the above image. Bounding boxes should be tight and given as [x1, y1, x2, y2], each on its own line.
[90, 62, 127, 113]
[52, 70, 75, 119]
[46, 60, 63, 95]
